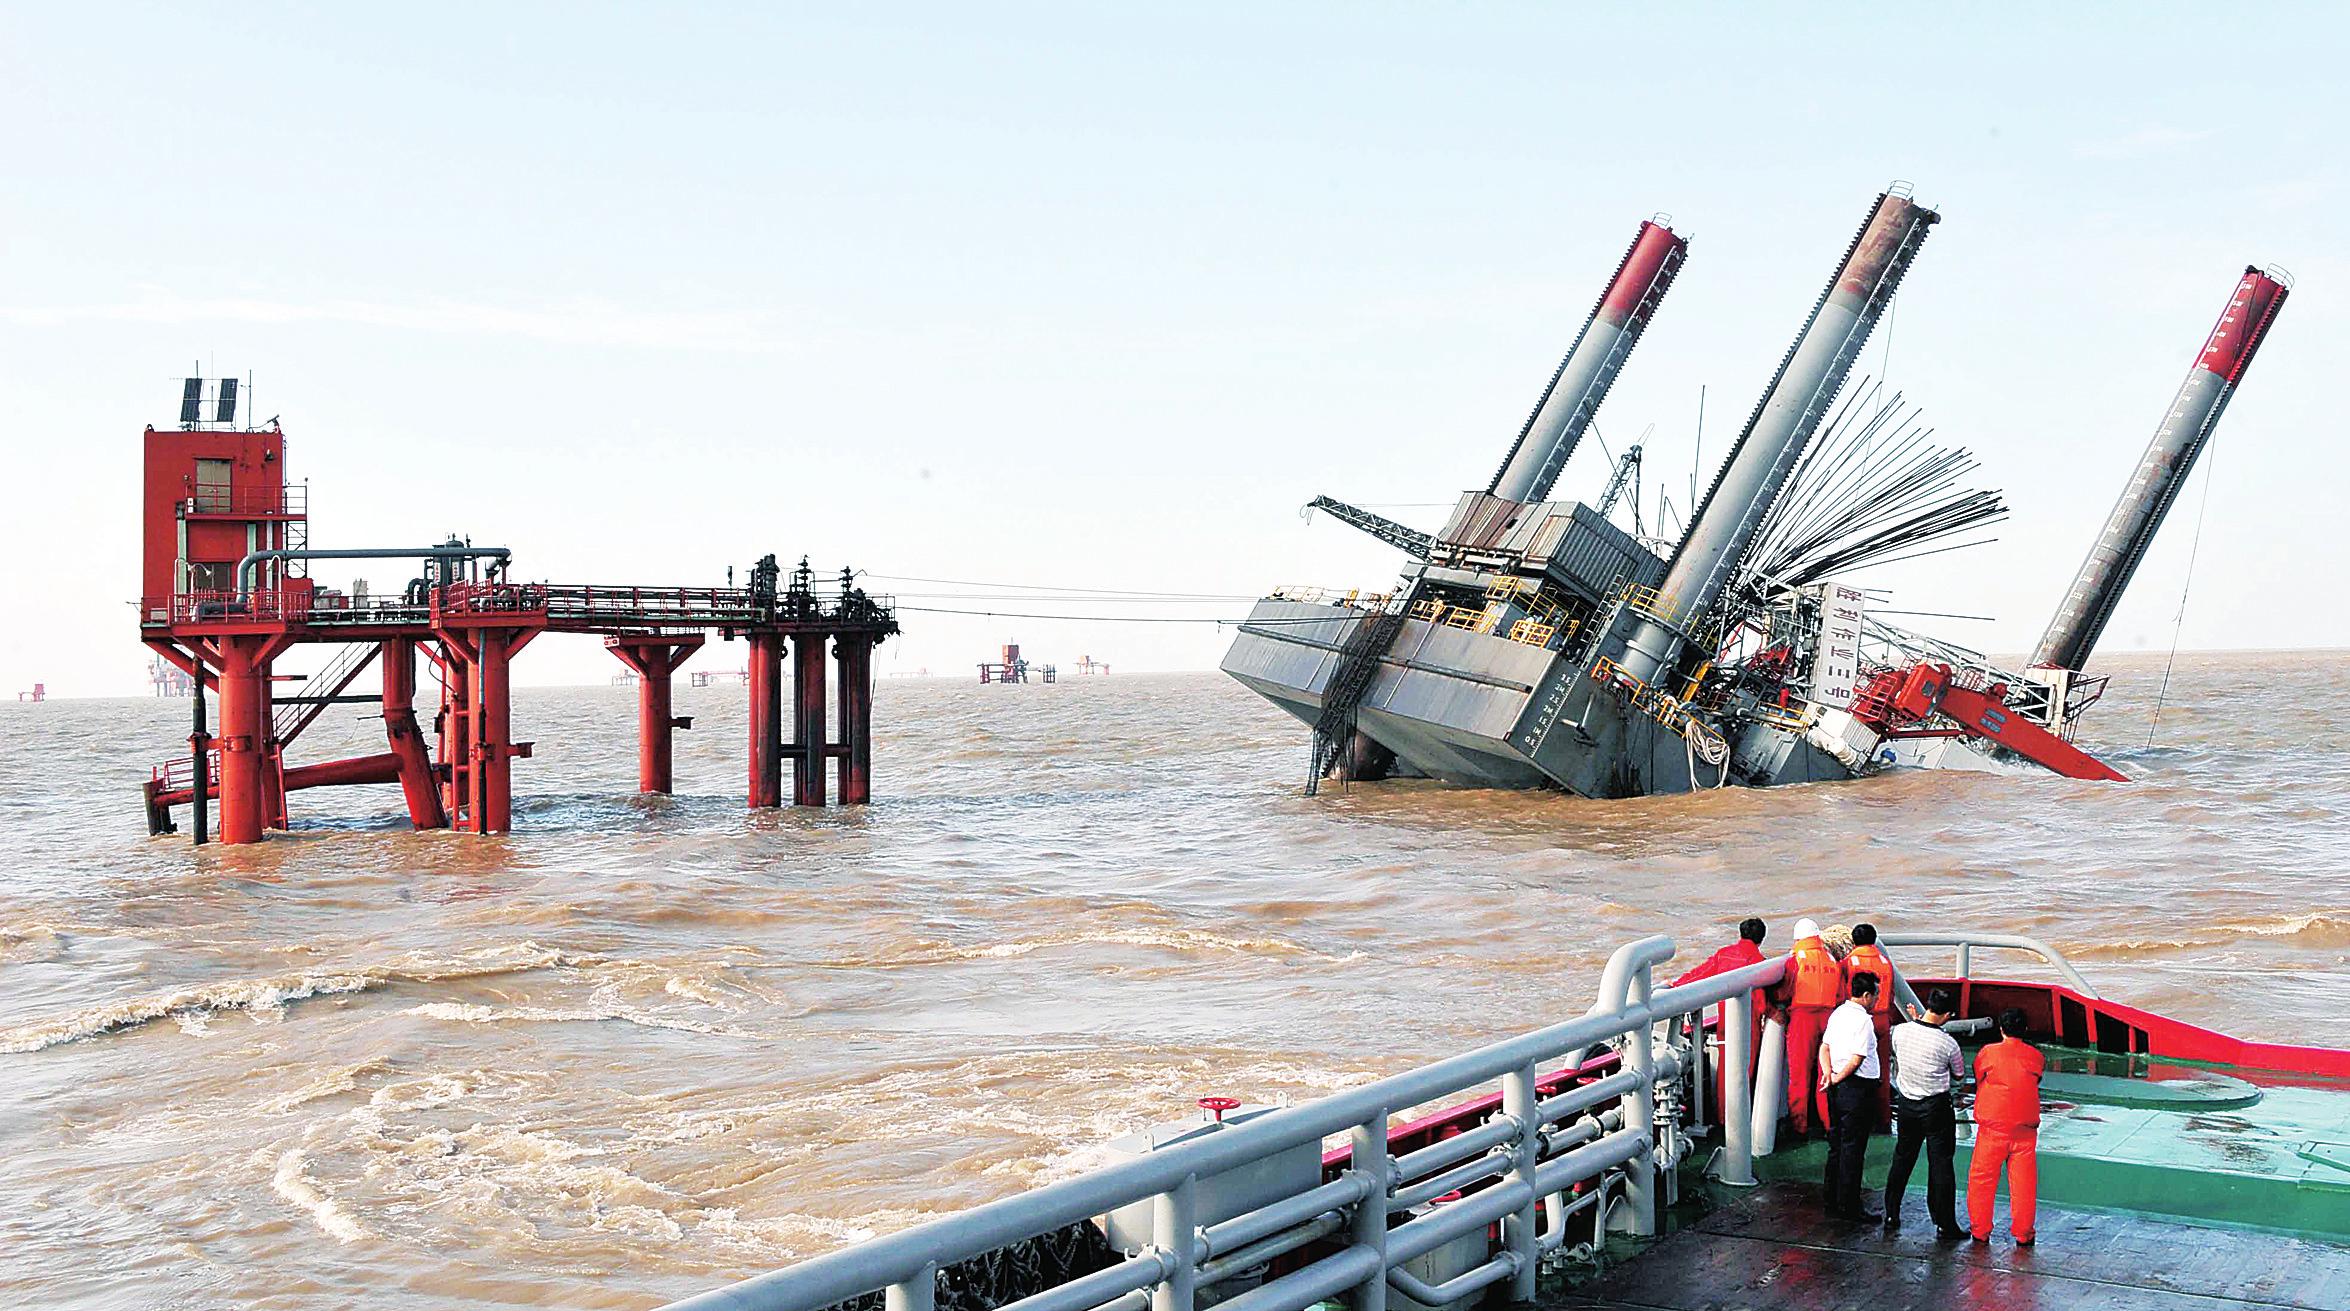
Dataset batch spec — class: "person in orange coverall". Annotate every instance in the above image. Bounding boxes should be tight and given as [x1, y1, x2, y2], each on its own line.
[1843, 923, 1898, 1126]
[1969, 1007, 2046, 1245]
[1772, 918, 1845, 1137]
[1672, 917, 1769, 1108]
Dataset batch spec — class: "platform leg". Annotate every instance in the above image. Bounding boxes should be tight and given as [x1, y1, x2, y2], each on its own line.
[837, 636, 873, 804]
[793, 632, 827, 806]
[475, 632, 514, 834]
[382, 639, 447, 830]
[215, 638, 271, 845]
[748, 634, 783, 807]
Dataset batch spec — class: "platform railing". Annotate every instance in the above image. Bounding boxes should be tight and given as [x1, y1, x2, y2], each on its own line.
[658, 937, 1791, 1311]
[1876, 930, 2098, 999]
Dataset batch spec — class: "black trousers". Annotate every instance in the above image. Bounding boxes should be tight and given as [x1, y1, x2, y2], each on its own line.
[1822, 1075, 1878, 1217]
[1883, 1090, 1958, 1229]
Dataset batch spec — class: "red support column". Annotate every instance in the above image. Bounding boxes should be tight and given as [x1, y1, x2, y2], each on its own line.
[607, 636, 703, 794]
[747, 633, 783, 808]
[837, 635, 874, 805]
[436, 627, 537, 835]
[211, 633, 292, 845]
[216, 640, 268, 845]
[436, 639, 472, 825]
[382, 638, 447, 830]
[793, 631, 828, 807]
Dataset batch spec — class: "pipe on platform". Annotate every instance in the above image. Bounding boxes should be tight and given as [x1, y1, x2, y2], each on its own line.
[233, 545, 512, 595]
[1615, 188, 1938, 688]
[2031, 266, 2290, 672]
[1489, 218, 1689, 505]
[190, 683, 210, 845]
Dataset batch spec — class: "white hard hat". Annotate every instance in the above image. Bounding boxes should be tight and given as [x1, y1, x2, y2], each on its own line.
[1794, 917, 1821, 939]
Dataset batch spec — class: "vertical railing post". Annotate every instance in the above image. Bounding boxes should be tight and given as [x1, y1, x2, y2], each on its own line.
[1501, 1063, 1540, 1301]
[1955, 942, 1972, 980]
[887, 1265, 936, 1311]
[1348, 1115, 1390, 1311]
[1719, 988, 1757, 1186]
[1152, 1173, 1199, 1311]
[1622, 962, 1657, 1236]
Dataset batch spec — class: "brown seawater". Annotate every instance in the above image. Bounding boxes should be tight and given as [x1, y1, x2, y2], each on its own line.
[2, 653, 2345, 1307]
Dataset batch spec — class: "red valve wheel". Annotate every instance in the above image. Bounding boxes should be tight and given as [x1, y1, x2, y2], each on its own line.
[1197, 1096, 1241, 1122]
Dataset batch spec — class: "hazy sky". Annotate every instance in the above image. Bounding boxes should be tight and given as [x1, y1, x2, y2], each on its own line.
[3, 3, 2342, 697]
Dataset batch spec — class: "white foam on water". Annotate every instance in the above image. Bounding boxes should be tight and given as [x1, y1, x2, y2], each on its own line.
[400, 1001, 749, 1038]
[271, 1148, 369, 1244]
[0, 940, 601, 1054]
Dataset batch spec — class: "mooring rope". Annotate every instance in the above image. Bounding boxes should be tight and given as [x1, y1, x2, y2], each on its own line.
[2146, 443, 2220, 748]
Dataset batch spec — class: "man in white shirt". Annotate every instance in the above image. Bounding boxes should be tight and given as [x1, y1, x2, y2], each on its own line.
[1883, 986, 1968, 1238]
[1818, 969, 1884, 1221]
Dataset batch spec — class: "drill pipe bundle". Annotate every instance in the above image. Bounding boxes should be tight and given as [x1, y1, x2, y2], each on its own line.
[1745, 378, 2007, 589]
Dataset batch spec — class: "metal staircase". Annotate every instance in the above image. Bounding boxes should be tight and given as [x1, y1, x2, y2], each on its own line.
[272, 641, 384, 750]
[1306, 603, 1409, 794]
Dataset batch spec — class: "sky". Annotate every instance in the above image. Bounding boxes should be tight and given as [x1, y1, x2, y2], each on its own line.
[2, 3, 2343, 696]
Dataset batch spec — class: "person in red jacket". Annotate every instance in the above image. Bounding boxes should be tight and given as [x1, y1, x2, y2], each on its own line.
[1969, 1007, 2046, 1245]
[1844, 923, 1898, 1126]
[1771, 918, 1845, 1138]
[1673, 917, 1769, 1108]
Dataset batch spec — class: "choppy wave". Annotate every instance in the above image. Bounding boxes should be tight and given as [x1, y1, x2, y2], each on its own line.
[5, 664, 2348, 1308]
[850, 927, 1359, 967]
[2065, 912, 2350, 960]
[271, 1147, 370, 1244]
[400, 1001, 750, 1037]
[0, 942, 592, 1053]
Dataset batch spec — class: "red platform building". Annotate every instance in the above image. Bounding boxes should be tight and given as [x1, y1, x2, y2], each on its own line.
[139, 381, 897, 844]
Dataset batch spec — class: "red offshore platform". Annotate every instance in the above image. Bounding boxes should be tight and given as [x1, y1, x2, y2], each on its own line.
[137, 380, 898, 845]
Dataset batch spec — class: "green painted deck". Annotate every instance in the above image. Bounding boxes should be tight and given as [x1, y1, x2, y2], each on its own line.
[1545, 1049, 2350, 1309]
[1746, 1051, 2350, 1238]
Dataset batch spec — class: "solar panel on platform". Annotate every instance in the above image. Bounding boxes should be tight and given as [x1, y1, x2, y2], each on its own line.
[215, 378, 238, 424]
[180, 378, 203, 424]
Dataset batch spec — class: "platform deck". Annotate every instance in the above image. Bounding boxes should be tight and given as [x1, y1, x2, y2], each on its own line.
[1546, 1181, 2350, 1310]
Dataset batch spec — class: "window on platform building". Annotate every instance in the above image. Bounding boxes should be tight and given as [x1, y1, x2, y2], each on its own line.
[194, 459, 232, 513]
[188, 561, 234, 593]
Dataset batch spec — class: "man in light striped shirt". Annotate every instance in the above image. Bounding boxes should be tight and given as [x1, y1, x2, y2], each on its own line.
[1883, 987, 1968, 1238]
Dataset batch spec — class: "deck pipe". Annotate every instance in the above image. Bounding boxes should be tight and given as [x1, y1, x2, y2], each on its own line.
[1487, 219, 1688, 506]
[233, 544, 511, 595]
[1615, 189, 1938, 688]
[2031, 266, 2290, 672]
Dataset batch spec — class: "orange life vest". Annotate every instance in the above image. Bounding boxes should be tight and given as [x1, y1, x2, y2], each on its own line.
[1845, 943, 1896, 1016]
[1787, 935, 1844, 1008]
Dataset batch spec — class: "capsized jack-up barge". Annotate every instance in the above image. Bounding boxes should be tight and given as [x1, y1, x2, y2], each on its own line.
[1222, 184, 2291, 796]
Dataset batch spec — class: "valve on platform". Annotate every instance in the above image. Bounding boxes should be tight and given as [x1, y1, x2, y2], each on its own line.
[1197, 1095, 1241, 1124]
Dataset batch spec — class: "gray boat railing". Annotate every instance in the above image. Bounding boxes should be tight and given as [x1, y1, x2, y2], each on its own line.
[660, 935, 1794, 1311]
[1877, 930, 2098, 999]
